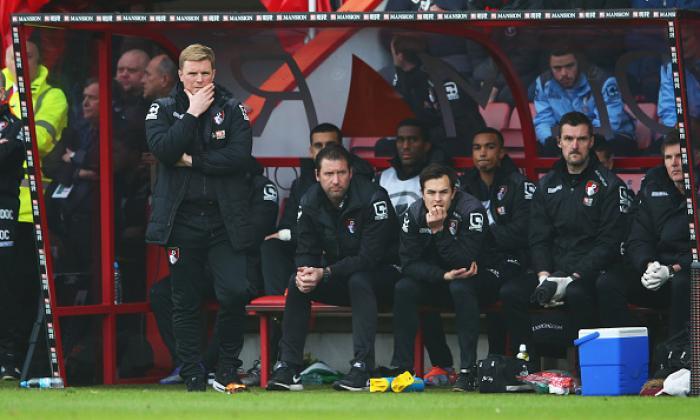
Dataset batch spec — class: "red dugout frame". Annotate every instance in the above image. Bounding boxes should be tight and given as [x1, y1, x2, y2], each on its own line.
[9, 9, 699, 386]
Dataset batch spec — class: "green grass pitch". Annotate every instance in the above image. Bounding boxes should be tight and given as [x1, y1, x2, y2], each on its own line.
[1, 383, 699, 419]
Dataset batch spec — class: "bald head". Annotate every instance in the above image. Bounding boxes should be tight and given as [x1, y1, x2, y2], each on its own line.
[142, 54, 177, 100]
[115, 49, 149, 94]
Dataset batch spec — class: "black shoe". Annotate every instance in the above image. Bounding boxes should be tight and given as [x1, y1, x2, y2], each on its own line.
[185, 373, 206, 392]
[241, 360, 261, 387]
[452, 367, 477, 392]
[0, 365, 20, 381]
[212, 366, 244, 393]
[333, 360, 370, 391]
[266, 361, 303, 391]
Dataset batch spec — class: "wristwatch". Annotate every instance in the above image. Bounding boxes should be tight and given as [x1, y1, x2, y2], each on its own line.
[322, 267, 331, 283]
[667, 265, 676, 278]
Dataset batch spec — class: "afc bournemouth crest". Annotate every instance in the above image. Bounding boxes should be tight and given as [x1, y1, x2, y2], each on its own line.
[448, 219, 459, 236]
[345, 218, 357, 234]
[497, 185, 507, 201]
[168, 247, 180, 265]
[214, 110, 225, 125]
[585, 181, 599, 196]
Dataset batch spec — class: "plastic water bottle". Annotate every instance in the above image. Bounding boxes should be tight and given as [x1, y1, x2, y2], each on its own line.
[113, 262, 122, 304]
[516, 344, 530, 362]
[20, 377, 64, 389]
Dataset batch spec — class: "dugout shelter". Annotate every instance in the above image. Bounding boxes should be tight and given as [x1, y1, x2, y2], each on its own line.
[7, 6, 700, 392]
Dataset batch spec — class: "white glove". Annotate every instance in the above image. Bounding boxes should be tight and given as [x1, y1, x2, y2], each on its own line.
[547, 276, 574, 304]
[641, 261, 672, 291]
[643, 261, 661, 277]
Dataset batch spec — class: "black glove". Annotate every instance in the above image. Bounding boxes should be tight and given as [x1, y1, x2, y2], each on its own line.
[530, 280, 557, 305]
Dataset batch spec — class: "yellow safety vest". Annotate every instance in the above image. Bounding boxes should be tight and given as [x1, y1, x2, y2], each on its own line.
[2, 65, 68, 223]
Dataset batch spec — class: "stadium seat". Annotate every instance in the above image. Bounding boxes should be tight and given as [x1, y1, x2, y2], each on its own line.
[349, 137, 381, 158]
[479, 102, 511, 130]
[501, 129, 525, 158]
[508, 103, 537, 130]
[625, 102, 658, 150]
[618, 173, 645, 193]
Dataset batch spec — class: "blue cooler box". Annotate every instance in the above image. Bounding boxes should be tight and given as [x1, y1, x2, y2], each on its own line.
[574, 327, 648, 396]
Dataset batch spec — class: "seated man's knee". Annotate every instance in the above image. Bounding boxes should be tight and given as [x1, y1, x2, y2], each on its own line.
[394, 277, 420, 300]
[347, 271, 373, 291]
[448, 278, 476, 296]
[499, 279, 526, 304]
[672, 271, 690, 293]
[260, 238, 281, 256]
[595, 271, 619, 296]
[565, 280, 594, 304]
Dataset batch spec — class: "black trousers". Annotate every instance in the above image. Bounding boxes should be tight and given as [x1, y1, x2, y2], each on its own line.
[149, 276, 218, 370]
[499, 270, 539, 355]
[0, 220, 41, 367]
[597, 263, 690, 335]
[279, 265, 399, 370]
[501, 271, 600, 354]
[392, 270, 501, 370]
[167, 203, 252, 378]
[260, 238, 295, 296]
[0, 195, 21, 361]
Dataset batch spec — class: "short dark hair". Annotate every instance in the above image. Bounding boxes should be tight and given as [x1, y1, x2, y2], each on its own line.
[315, 143, 352, 171]
[661, 129, 681, 154]
[473, 127, 504, 148]
[309, 122, 342, 144]
[419, 163, 457, 190]
[391, 34, 427, 66]
[397, 118, 429, 142]
[549, 43, 577, 59]
[84, 77, 98, 89]
[559, 111, 593, 138]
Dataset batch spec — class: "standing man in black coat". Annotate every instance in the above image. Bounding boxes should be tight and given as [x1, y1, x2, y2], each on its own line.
[145, 43, 256, 392]
[0, 101, 24, 379]
[598, 130, 691, 335]
[266, 145, 399, 392]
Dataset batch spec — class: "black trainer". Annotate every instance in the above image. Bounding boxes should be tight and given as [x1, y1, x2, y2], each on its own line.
[266, 361, 303, 391]
[212, 366, 244, 393]
[333, 360, 370, 391]
[185, 373, 206, 392]
[241, 360, 261, 387]
[452, 367, 477, 392]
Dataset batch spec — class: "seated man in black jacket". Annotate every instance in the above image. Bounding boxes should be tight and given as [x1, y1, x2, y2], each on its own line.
[460, 127, 535, 357]
[391, 163, 501, 392]
[598, 130, 691, 336]
[266, 145, 399, 392]
[509, 112, 630, 354]
[261, 123, 374, 297]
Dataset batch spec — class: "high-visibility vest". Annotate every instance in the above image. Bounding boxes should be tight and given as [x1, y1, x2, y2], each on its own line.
[2, 65, 68, 223]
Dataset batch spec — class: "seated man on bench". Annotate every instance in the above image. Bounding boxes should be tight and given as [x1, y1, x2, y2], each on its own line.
[390, 163, 502, 392]
[266, 145, 400, 392]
